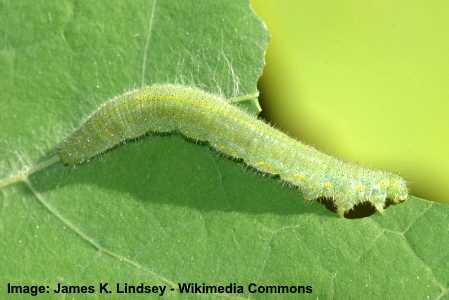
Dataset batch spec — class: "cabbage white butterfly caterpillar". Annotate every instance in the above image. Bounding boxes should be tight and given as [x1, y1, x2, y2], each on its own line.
[0, 84, 408, 216]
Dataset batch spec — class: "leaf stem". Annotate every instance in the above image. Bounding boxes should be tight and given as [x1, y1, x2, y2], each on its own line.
[228, 92, 260, 103]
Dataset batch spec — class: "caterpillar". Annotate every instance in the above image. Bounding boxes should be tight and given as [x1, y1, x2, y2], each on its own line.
[1, 84, 408, 217]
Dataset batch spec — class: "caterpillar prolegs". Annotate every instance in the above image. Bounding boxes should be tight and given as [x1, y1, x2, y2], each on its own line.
[59, 84, 408, 216]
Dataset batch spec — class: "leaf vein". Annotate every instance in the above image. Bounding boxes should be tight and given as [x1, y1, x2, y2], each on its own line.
[141, 0, 158, 87]
[24, 178, 177, 288]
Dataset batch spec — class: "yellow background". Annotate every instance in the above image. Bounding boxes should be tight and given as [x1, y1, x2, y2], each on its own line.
[252, 1, 449, 203]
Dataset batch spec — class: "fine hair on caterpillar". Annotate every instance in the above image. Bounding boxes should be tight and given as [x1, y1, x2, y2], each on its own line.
[0, 84, 408, 217]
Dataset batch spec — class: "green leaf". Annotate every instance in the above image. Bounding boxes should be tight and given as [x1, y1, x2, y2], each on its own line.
[1, 1, 448, 300]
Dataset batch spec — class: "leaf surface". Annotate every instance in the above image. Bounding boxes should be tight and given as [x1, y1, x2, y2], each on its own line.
[0, 1, 448, 299]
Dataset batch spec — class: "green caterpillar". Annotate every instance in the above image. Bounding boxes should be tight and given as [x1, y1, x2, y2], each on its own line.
[58, 84, 408, 216]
